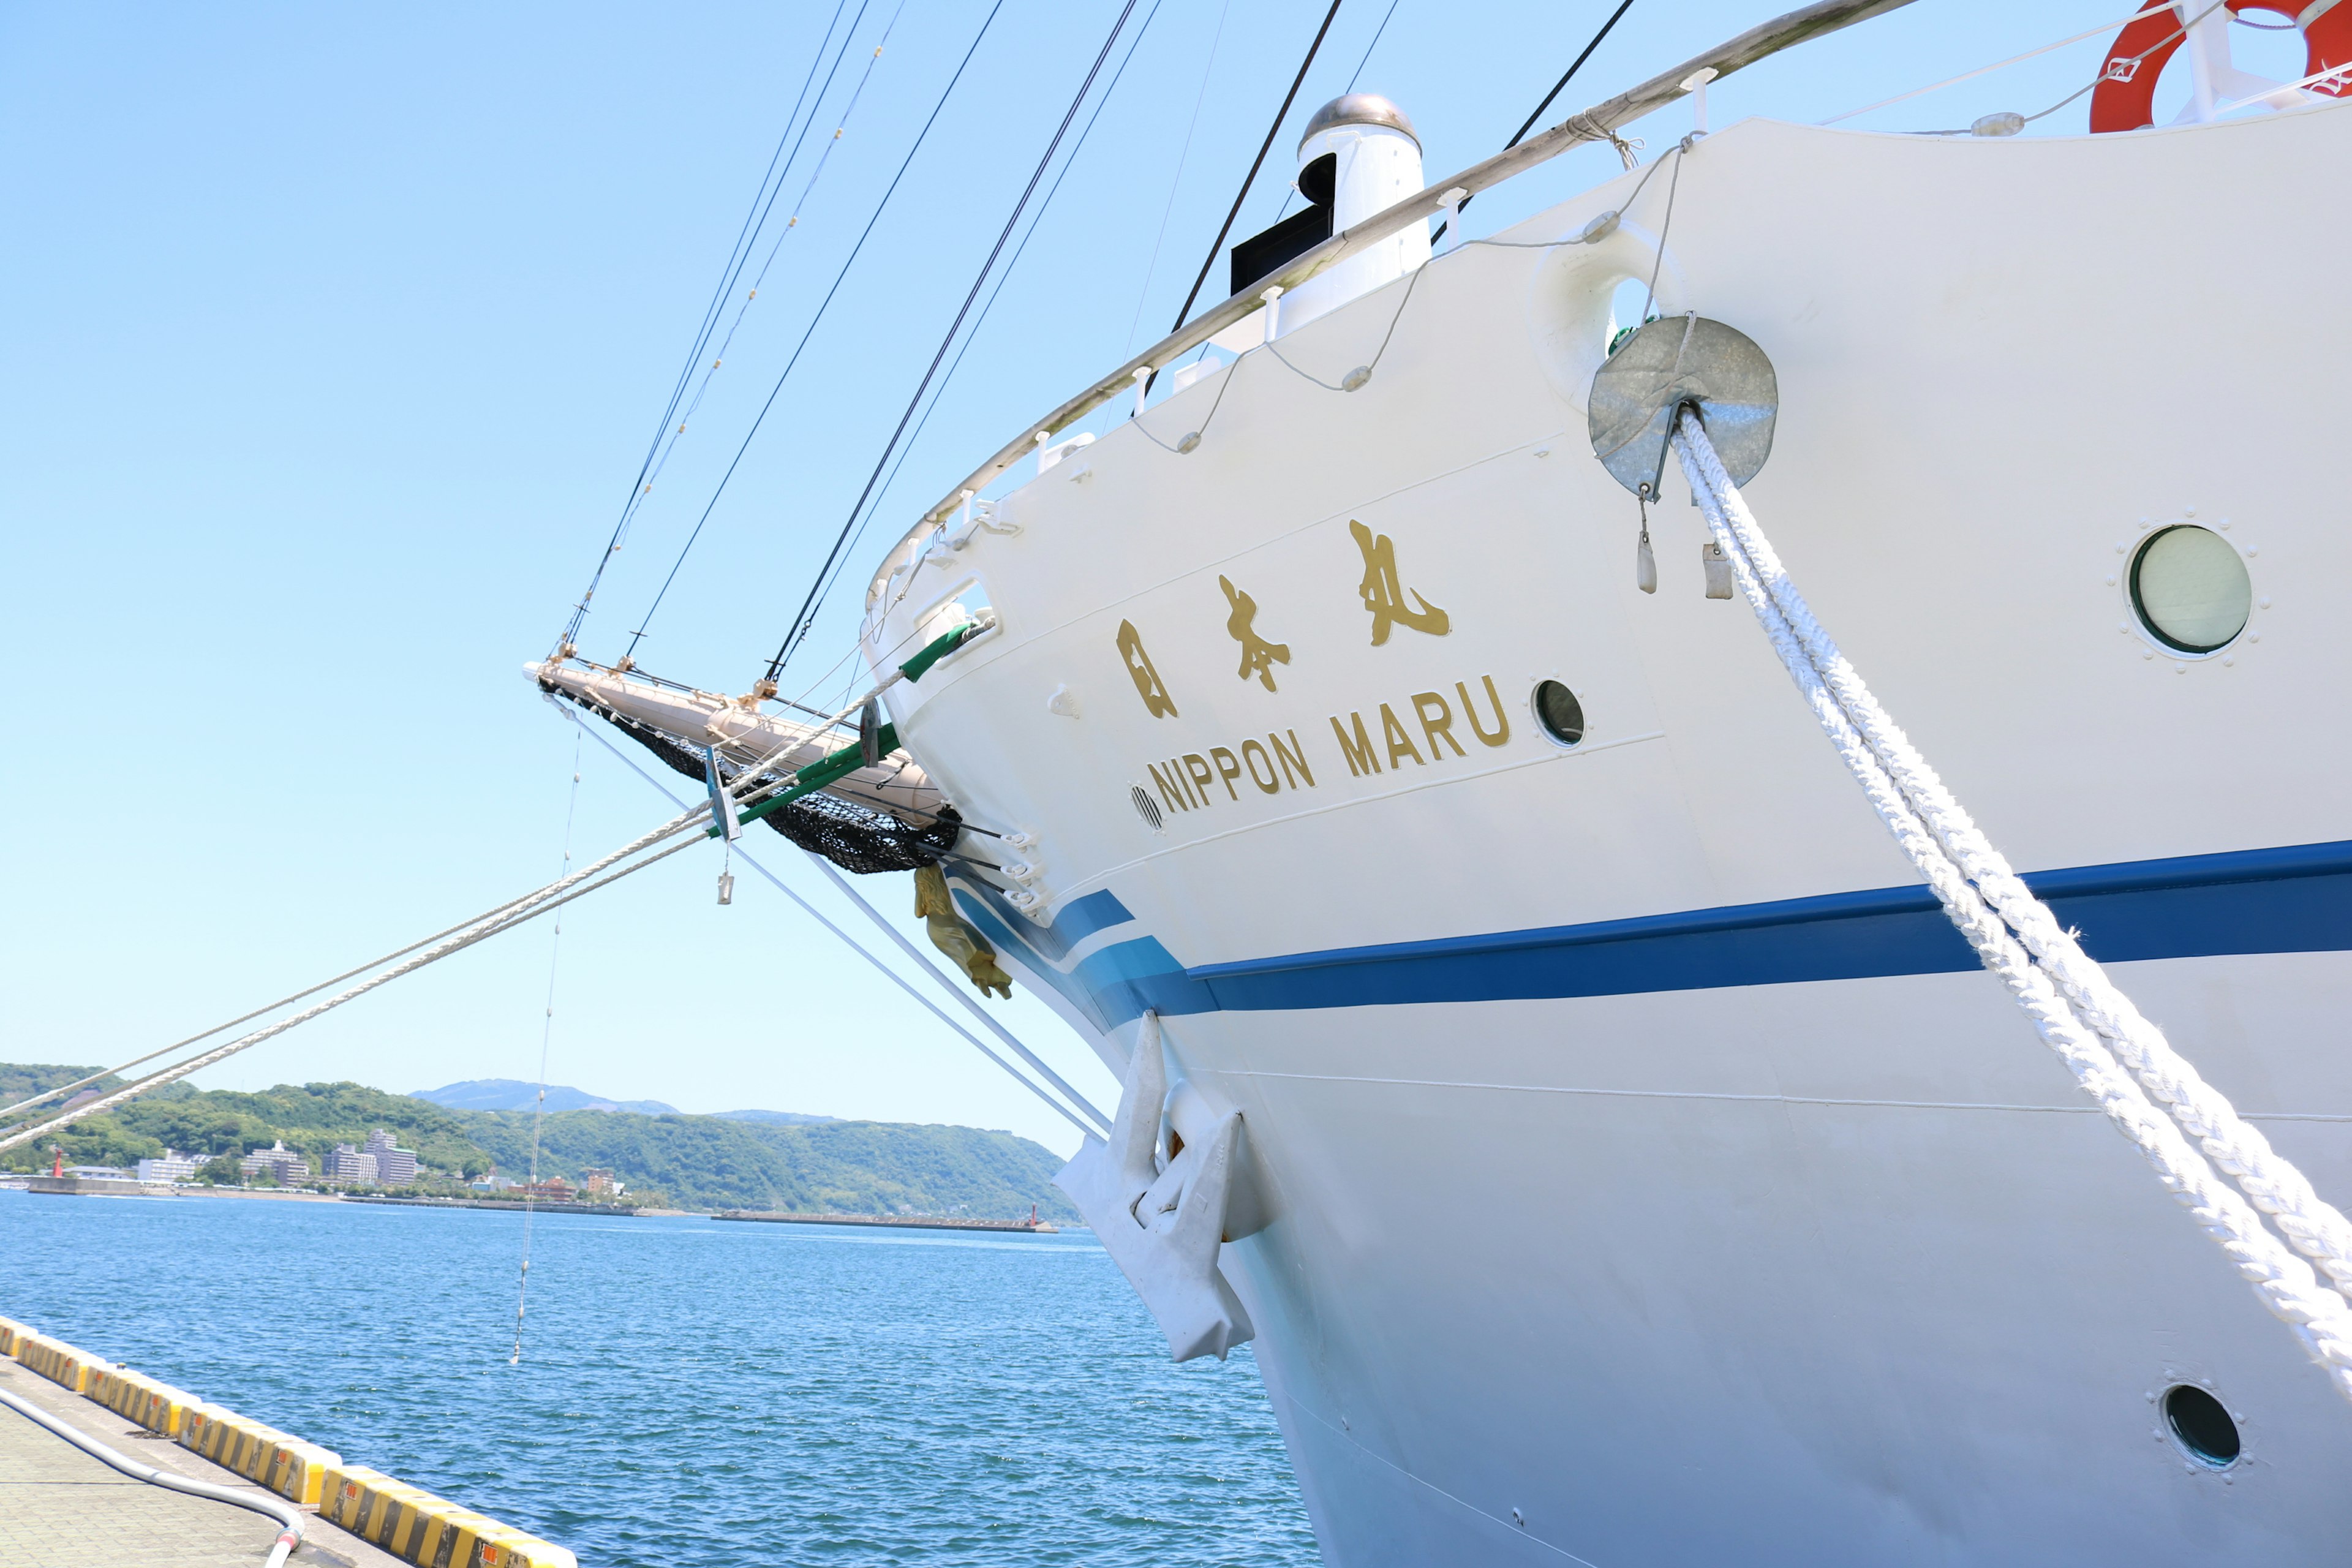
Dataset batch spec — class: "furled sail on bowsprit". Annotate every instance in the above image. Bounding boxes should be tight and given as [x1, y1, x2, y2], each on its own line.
[528, 658, 958, 876]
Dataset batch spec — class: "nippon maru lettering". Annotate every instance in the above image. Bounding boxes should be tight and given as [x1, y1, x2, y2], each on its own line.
[1118, 518, 1520, 820]
[513, 1, 2352, 1560]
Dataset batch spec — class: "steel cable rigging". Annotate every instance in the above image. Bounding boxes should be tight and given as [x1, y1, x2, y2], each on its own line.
[616, 0, 1012, 664]
[1163, 0, 1346, 341]
[757, 0, 1145, 687]
[1432, 0, 1635, 246]
[616, 2, 918, 581]
[790, 0, 1172, 649]
[558, 1, 862, 654]
[1267, 0, 1400, 226]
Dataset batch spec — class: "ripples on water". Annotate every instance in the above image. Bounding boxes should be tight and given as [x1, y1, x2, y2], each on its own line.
[1, 1191, 1320, 1566]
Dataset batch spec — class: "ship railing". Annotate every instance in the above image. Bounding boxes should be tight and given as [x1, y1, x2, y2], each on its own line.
[864, 0, 1915, 612]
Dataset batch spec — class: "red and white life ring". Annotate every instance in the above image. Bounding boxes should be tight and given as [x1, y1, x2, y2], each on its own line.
[2089, 0, 2352, 132]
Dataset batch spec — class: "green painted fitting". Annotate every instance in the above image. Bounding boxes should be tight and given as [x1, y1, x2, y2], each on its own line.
[898, 622, 979, 684]
[718, 723, 900, 835]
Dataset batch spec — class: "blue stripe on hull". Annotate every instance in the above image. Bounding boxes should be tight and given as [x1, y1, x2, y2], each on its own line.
[957, 840, 2352, 1030]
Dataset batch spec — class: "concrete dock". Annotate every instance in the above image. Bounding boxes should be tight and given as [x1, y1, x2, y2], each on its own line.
[0, 1357, 401, 1568]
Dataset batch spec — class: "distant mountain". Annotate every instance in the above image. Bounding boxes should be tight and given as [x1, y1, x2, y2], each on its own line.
[713, 1108, 839, 1126]
[410, 1079, 680, 1115]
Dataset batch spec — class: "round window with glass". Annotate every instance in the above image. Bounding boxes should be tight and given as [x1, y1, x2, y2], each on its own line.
[2129, 525, 2252, 655]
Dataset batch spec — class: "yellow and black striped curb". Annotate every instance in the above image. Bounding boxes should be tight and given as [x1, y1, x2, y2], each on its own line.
[1, 1313, 575, 1568]
[322, 1464, 575, 1568]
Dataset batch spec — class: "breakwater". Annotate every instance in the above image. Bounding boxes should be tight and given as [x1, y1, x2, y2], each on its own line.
[714, 1210, 1058, 1233]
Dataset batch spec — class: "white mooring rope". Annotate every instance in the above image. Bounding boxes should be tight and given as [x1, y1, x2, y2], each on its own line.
[1669, 410, 2352, 1401]
[0, 802, 716, 1156]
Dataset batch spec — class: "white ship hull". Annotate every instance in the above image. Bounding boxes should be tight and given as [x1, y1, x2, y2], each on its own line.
[862, 104, 2352, 1561]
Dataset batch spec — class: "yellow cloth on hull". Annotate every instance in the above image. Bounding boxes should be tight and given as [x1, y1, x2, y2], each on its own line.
[914, 864, 1012, 998]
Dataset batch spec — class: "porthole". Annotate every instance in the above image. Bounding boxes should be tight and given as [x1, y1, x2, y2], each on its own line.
[2130, 525, 2250, 654]
[2163, 1384, 2242, 1468]
[1532, 680, 1585, 747]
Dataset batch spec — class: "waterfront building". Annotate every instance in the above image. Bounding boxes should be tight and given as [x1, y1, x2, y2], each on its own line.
[238, 1140, 310, 1183]
[518, 1177, 576, 1202]
[324, 1144, 380, 1185]
[65, 1165, 138, 1182]
[363, 1128, 418, 1185]
[581, 1168, 622, 1196]
[135, 1150, 202, 1182]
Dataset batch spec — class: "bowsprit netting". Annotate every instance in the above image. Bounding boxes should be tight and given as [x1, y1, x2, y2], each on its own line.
[542, 685, 960, 875]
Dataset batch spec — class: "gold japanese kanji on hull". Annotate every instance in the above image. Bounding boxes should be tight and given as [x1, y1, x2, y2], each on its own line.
[1117, 618, 1178, 717]
[1218, 575, 1291, 692]
[1348, 519, 1450, 644]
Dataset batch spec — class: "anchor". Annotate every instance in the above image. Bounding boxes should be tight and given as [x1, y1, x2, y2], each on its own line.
[1055, 1012, 1254, 1362]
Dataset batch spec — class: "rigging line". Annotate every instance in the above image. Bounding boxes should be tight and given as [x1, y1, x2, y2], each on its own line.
[807, 853, 1112, 1134]
[647, 0, 866, 474]
[0, 851, 692, 1130]
[1910, 0, 2233, 134]
[0, 827, 714, 1156]
[736, 5, 901, 307]
[1124, 0, 1232, 358]
[803, 0, 1172, 627]
[762, 0, 1145, 684]
[1817, 1, 2176, 126]
[578, 707, 1112, 1137]
[559, 703, 1109, 1135]
[1346, 0, 1401, 91]
[560, 0, 857, 649]
[1505, 0, 1637, 150]
[1164, 0, 1346, 341]
[1271, 0, 1403, 223]
[622, 2, 907, 532]
[621, 0, 1011, 662]
[600, 3, 875, 559]
[1637, 145, 1685, 323]
[1431, 0, 1633, 246]
[511, 729, 584, 1368]
[2, 706, 860, 1143]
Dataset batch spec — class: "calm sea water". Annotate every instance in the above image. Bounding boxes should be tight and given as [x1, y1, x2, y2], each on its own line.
[1, 1190, 1319, 1566]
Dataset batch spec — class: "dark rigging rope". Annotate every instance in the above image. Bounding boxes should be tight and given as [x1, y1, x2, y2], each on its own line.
[759, 0, 1144, 686]
[1431, 0, 1634, 245]
[619, 0, 1010, 662]
[1163, 0, 1345, 339]
[1270, 0, 1402, 225]
[556, 0, 858, 653]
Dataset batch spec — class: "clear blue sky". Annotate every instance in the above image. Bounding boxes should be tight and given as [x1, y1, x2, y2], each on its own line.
[1, 1, 2275, 1155]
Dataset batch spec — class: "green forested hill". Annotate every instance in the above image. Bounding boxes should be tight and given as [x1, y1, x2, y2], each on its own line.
[0, 1068, 1075, 1219]
[451, 1108, 1074, 1218]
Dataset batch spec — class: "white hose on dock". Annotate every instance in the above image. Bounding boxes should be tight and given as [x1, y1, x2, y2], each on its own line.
[0, 1383, 305, 1568]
